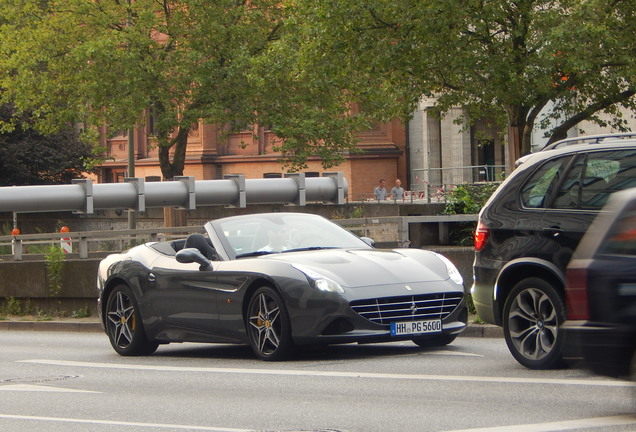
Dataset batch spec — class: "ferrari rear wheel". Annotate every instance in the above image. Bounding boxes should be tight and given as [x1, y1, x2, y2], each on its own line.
[105, 285, 158, 356]
[246, 286, 294, 361]
[412, 334, 457, 348]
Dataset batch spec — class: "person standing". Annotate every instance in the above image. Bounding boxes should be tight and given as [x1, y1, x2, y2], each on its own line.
[391, 179, 405, 201]
[373, 179, 387, 201]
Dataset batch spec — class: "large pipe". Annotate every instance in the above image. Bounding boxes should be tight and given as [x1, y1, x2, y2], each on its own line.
[0, 173, 348, 214]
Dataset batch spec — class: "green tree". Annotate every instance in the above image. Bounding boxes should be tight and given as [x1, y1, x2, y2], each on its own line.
[0, 105, 95, 185]
[272, 0, 636, 169]
[0, 0, 359, 178]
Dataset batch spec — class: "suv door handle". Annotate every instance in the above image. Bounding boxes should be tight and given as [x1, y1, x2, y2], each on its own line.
[542, 227, 563, 238]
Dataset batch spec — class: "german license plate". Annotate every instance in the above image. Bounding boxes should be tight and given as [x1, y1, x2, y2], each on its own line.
[390, 319, 442, 336]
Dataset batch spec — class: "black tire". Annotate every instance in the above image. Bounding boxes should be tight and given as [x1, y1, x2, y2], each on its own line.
[105, 285, 158, 356]
[412, 334, 457, 348]
[503, 277, 565, 369]
[246, 286, 294, 361]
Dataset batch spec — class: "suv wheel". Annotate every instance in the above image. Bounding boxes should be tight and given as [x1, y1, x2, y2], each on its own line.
[503, 277, 565, 369]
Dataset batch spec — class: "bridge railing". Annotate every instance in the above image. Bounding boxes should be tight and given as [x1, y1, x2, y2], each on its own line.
[0, 227, 204, 261]
[0, 214, 478, 261]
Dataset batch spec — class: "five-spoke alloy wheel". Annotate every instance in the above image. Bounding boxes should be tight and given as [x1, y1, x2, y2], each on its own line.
[503, 277, 565, 369]
[246, 286, 293, 361]
[105, 285, 158, 356]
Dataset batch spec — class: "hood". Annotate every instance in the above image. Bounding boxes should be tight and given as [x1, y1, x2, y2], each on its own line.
[268, 248, 450, 287]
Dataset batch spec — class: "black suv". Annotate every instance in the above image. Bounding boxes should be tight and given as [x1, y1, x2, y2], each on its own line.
[472, 133, 636, 369]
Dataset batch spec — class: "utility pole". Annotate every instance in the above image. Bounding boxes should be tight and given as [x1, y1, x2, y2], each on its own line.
[126, 1, 136, 230]
[127, 128, 136, 229]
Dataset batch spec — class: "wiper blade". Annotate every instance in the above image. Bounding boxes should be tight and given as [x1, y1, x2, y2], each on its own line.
[235, 250, 278, 258]
[283, 246, 338, 253]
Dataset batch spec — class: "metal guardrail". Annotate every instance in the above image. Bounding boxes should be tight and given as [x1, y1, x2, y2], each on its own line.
[0, 227, 205, 261]
[0, 215, 478, 261]
[354, 190, 454, 204]
[411, 165, 506, 196]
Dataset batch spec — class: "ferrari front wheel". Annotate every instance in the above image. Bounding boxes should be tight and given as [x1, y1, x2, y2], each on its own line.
[105, 285, 158, 356]
[246, 286, 294, 361]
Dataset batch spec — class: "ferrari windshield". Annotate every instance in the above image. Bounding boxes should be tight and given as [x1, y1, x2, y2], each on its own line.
[210, 213, 372, 257]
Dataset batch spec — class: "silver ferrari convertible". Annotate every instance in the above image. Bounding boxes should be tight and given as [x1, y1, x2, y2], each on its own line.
[97, 212, 467, 360]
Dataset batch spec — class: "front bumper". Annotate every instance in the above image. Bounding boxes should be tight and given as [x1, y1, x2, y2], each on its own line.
[562, 320, 635, 378]
[293, 296, 468, 346]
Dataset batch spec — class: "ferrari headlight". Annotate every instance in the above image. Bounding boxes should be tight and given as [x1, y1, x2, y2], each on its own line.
[293, 264, 345, 294]
[436, 254, 464, 285]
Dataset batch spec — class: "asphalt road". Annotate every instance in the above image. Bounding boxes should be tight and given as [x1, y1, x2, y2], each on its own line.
[0, 330, 634, 432]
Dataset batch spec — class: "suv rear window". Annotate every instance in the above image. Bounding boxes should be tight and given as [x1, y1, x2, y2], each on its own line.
[520, 156, 570, 208]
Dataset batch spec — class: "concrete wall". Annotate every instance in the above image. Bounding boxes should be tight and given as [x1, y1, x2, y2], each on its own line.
[0, 259, 100, 316]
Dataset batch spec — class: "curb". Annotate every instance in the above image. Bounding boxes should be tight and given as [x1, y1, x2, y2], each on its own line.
[460, 324, 504, 338]
[0, 320, 102, 333]
[0, 320, 503, 337]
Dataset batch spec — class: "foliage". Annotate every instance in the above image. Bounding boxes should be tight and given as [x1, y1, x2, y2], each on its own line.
[442, 182, 500, 246]
[443, 183, 500, 216]
[45, 245, 65, 298]
[1, 296, 34, 316]
[3, 0, 634, 178]
[465, 293, 477, 316]
[331, 205, 364, 220]
[71, 305, 91, 319]
[273, 0, 636, 164]
[351, 206, 364, 219]
[0, 105, 96, 185]
[0, 0, 365, 178]
[0, 222, 12, 255]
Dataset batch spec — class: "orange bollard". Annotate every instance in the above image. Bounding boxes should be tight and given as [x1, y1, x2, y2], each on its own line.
[60, 226, 72, 253]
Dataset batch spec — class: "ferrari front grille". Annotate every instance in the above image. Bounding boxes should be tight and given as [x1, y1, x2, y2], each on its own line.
[350, 293, 464, 325]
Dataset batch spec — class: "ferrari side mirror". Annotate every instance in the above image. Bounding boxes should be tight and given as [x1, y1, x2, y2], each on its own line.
[360, 237, 375, 247]
[176, 248, 213, 271]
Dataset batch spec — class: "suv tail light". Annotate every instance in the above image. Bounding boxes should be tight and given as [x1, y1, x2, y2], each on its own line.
[565, 267, 590, 320]
[474, 221, 489, 251]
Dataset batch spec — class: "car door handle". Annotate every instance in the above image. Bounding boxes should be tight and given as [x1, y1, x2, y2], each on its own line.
[542, 227, 563, 238]
[148, 273, 156, 282]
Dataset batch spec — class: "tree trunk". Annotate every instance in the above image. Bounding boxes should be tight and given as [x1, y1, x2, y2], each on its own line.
[163, 207, 187, 228]
[505, 104, 533, 173]
[157, 124, 192, 227]
[506, 125, 522, 174]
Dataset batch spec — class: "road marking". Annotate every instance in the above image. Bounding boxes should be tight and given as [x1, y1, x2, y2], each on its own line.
[0, 414, 253, 431]
[0, 384, 99, 393]
[443, 414, 636, 431]
[420, 349, 483, 357]
[20, 359, 636, 387]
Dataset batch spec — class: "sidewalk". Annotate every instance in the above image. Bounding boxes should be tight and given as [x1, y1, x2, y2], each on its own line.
[0, 317, 503, 337]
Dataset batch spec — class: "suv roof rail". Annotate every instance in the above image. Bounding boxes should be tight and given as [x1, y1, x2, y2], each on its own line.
[542, 132, 636, 150]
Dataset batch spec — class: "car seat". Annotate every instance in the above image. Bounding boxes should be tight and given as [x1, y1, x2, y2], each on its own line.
[184, 233, 217, 260]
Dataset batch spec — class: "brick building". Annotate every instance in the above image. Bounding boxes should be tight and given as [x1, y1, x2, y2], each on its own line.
[95, 118, 407, 202]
